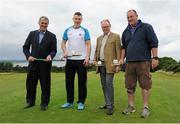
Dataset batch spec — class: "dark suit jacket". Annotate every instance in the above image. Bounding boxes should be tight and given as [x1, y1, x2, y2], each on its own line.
[23, 30, 57, 60]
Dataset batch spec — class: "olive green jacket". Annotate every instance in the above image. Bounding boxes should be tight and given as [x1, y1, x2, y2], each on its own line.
[93, 32, 121, 73]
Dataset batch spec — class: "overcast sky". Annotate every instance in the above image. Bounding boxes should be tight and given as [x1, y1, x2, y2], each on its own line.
[0, 0, 180, 61]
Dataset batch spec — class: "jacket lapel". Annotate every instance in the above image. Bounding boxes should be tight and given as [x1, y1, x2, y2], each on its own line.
[34, 31, 39, 45]
[104, 32, 113, 48]
[97, 35, 103, 59]
[98, 35, 103, 49]
[97, 33, 113, 59]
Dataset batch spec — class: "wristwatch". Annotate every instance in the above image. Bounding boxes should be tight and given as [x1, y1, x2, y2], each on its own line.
[152, 56, 159, 60]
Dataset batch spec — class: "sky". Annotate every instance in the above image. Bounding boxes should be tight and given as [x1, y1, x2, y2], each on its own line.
[0, 0, 180, 61]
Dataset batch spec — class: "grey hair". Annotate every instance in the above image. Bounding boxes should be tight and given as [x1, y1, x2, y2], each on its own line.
[39, 16, 49, 23]
[127, 9, 138, 16]
[100, 19, 111, 26]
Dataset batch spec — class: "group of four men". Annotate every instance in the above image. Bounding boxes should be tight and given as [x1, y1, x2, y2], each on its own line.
[23, 9, 159, 118]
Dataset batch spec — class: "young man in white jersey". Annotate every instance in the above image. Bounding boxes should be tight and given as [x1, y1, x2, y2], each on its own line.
[61, 12, 91, 110]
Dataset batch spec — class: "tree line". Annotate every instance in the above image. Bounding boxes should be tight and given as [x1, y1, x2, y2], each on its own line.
[0, 57, 180, 73]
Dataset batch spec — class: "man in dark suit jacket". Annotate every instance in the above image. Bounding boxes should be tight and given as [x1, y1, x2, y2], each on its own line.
[23, 16, 57, 111]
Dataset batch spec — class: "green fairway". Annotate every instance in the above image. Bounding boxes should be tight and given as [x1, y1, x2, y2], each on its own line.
[0, 72, 179, 123]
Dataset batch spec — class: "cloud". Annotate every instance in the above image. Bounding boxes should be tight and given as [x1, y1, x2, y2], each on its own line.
[159, 40, 180, 60]
[0, 0, 180, 60]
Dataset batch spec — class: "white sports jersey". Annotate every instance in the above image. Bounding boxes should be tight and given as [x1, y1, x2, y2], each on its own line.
[62, 26, 91, 60]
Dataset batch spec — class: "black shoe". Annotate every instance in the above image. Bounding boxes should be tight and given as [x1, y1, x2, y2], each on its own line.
[24, 103, 35, 109]
[106, 108, 114, 115]
[41, 105, 48, 111]
[99, 105, 107, 109]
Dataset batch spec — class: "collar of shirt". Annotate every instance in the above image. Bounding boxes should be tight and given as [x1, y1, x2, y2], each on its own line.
[72, 25, 81, 29]
[128, 20, 142, 29]
[128, 20, 142, 34]
[38, 30, 46, 44]
[38, 30, 46, 34]
[103, 31, 111, 37]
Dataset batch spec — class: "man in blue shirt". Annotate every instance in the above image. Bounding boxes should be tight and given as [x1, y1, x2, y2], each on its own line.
[23, 16, 57, 111]
[120, 10, 159, 118]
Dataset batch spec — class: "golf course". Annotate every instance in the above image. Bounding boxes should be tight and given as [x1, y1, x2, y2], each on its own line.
[0, 71, 180, 123]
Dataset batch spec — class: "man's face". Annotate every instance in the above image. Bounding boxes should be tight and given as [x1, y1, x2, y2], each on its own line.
[127, 11, 138, 26]
[101, 21, 111, 34]
[38, 19, 49, 31]
[73, 15, 82, 27]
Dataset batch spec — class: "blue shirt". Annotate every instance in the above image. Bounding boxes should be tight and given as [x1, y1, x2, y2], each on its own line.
[121, 20, 158, 62]
[39, 31, 45, 44]
[130, 20, 141, 35]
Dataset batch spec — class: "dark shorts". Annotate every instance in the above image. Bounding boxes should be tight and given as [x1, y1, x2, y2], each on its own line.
[125, 61, 152, 90]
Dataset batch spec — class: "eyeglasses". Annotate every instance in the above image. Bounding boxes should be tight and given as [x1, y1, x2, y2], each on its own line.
[102, 26, 110, 28]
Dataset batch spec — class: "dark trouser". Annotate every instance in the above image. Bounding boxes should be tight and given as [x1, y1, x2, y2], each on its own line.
[26, 61, 51, 106]
[65, 59, 87, 104]
[99, 66, 114, 109]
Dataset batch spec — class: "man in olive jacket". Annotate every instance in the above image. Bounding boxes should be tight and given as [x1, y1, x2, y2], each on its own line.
[93, 19, 121, 115]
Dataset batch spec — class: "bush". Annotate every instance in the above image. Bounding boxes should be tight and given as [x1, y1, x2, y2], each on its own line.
[13, 65, 27, 72]
[51, 66, 65, 72]
[158, 57, 178, 72]
[0, 62, 13, 72]
[0, 57, 180, 73]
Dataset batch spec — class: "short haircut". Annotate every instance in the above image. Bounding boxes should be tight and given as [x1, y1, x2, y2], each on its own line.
[127, 9, 138, 16]
[74, 12, 82, 16]
[100, 19, 111, 26]
[39, 16, 49, 23]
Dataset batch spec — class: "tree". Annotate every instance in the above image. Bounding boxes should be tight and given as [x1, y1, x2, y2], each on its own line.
[0, 62, 13, 72]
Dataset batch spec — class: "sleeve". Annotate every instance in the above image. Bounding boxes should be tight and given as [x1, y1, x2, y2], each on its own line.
[22, 32, 32, 60]
[93, 38, 99, 61]
[62, 29, 68, 41]
[121, 31, 127, 49]
[146, 25, 159, 48]
[49, 34, 57, 59]
[84, 29, 91, 41]
[115, 34, 121, 60]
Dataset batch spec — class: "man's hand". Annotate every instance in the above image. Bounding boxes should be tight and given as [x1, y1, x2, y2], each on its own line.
[151, 59, 159, 69]
[45, 55, 52, 62]
[114, 66, 120, 73]
[28, 56, 36, 62]
[151, 48, 158, 69]
[93, 60, 97, 65]
[119, 59, 124, 65]
[83, 56, 90, 66]
[64, 51, 68, 58]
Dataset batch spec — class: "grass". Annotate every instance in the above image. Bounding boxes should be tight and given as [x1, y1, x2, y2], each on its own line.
[0, 71, 180, 123]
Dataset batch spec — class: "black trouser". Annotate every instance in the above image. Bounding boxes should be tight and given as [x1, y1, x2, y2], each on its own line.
[26, 61, 51, 106]
[65, 59, 87, 104]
